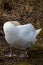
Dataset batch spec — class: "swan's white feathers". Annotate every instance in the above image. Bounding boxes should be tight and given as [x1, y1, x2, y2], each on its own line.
[3, 22, 41, 49]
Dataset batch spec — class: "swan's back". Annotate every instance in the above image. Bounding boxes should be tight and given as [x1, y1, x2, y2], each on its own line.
[16, 23, 35, 34]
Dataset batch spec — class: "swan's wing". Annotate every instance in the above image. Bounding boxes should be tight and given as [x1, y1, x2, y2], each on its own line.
[16, 23, 36, 42]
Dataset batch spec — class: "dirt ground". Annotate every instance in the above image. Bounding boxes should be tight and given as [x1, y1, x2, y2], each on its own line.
[0, 0, 43, 65]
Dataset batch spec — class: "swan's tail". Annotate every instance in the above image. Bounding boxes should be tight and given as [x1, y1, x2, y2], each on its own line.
[36, 28, 42, 35]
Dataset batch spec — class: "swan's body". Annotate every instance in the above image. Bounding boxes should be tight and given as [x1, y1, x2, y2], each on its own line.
[3, 22, 41, 49]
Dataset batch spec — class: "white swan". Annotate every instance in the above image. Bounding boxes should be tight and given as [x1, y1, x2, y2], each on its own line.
[3, 21, 41, 57]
